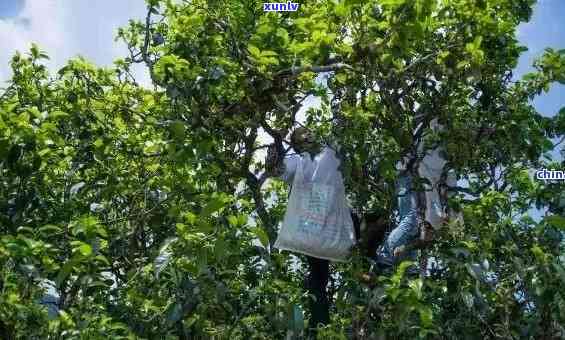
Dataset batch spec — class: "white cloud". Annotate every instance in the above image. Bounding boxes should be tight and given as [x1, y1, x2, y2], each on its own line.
[0, 0, 151, 87]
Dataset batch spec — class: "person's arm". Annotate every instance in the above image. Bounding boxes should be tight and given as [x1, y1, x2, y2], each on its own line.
[265, 144, 284, 176]
[266, 144, 299, 184]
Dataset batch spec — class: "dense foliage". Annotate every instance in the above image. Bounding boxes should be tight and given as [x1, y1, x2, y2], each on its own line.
[1, 0, 565, 338]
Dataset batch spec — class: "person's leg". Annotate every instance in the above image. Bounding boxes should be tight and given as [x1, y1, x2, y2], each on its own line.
[306, 256, 330, 331]
[379, 174, 419, 264]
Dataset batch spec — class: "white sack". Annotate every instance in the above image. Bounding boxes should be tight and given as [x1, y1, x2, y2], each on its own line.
[275, 147, 356, 262]
[418, 118, 463, 228]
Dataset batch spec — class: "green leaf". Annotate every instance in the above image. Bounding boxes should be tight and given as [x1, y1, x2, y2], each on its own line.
[183, 212, 197, 225]
[30, 43, 40, 59]
[88, 280, 110, 289]
[456, 60, 469, 69]
[247, 44, 262, 59]
[259, 56, 279, 66]
[260, 50, 278, 57]
[58, 310, 75, 327]
[94, 255, 110, 266]
[16, 226, 35, 236]
[335, 73, 348, 83]
[250, 227, 269, 248]
[238, 215, 248, 226]
[93, 138, 104, 149]
[214, 236, 226, 259]
[256, 23, 272, 35]
[96, 226, 108, 238]
[276, 28, 289, 45]
[542, 215, 565, 230]
[38, 148, 51, 157]
[201, 196, 226, 217]
[38, 224, 62, 235]
[408, 278, 423, 299]
[335, 3, 348, 17]
[49, 110, 68, 120]
[227, 215, 238, 227]
[418, 306, 433, 327]
[170, 120, 185, 141]
[531, 245, 547, 263]
[392, 260, 414, 285]
[78, 243, 92, 256]
[56, 260, 76, 286]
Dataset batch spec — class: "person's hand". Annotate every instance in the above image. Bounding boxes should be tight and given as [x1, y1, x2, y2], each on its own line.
[266, 144, 275, 160]
[393, 245, 407, 258]
[357, 272, 374, 284]
[421, 222, 434, 242]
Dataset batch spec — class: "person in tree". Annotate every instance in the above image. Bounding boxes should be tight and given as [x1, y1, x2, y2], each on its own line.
[375, 118, 460, 270]
[266, 126, 356, 334]
[374, 162, 434, 271]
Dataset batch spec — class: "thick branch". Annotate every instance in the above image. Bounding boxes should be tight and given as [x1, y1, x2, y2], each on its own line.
[239, 126, 277, 246]
[275, 63, 353, 77]
[246, 171, 276, 246]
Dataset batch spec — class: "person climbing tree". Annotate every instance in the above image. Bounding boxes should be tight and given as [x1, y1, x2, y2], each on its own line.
[374, 161, 421, 270]
[266, 126, 356, 335]
[374, 118, 461, 272]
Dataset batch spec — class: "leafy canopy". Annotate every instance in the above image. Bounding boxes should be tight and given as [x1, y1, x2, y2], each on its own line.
[1, 0, 565, 338]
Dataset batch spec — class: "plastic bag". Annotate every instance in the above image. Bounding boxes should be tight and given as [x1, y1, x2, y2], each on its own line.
[274, 147, 356, 262]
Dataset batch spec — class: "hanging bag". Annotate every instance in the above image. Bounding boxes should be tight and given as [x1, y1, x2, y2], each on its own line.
[274, 147, 356, 261]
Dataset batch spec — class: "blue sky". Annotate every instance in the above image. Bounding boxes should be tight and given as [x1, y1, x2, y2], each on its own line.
[0, 0, 24, 19]
[515, 0, 565, 117]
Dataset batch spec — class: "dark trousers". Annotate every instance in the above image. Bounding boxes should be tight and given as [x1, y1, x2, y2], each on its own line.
[306, 256, 330, 331]
[305, 213, 361, 332]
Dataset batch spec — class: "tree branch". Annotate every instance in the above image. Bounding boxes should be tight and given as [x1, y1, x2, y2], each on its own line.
[275, 63, 353, 77]
[137, 5, 156, 83]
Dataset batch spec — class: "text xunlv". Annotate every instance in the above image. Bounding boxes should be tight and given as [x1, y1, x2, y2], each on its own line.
[263, 2, 299, 12]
